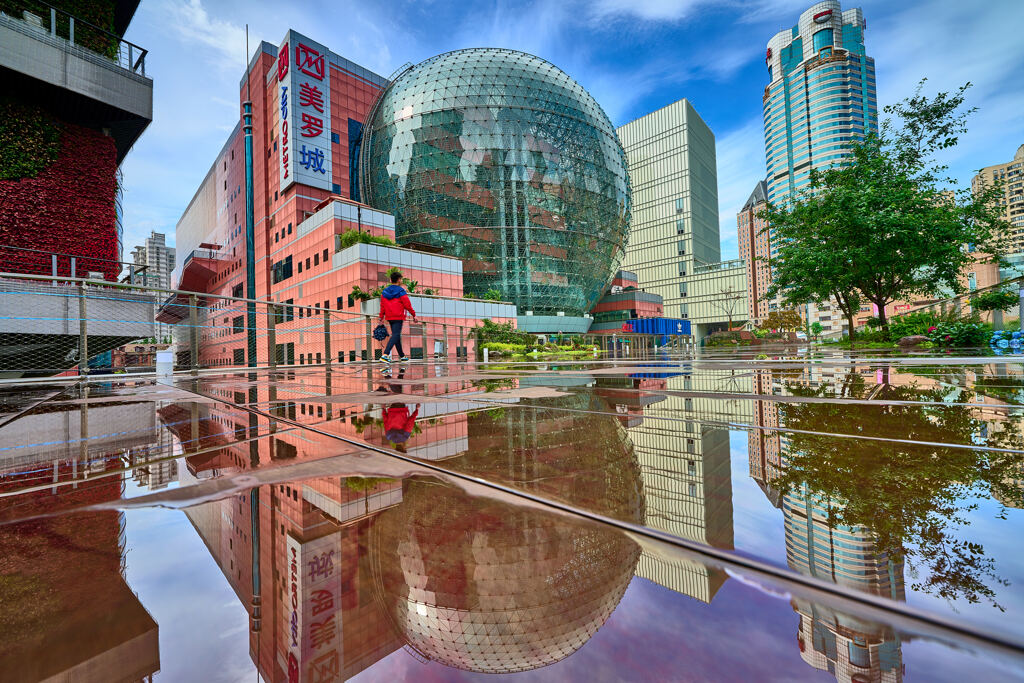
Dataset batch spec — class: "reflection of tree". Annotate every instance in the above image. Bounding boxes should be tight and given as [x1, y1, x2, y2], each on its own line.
[774, 370, 1024, 609]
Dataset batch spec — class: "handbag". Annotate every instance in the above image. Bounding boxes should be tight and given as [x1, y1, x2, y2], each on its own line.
[372, 323, 389, 342]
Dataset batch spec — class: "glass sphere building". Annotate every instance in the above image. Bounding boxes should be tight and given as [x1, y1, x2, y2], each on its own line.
[359, 48, 631, 317]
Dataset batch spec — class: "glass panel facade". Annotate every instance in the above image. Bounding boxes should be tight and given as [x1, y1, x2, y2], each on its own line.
[360, 48, 630, 316]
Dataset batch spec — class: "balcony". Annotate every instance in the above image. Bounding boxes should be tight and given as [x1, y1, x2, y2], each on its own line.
[0, 0, 152, 161]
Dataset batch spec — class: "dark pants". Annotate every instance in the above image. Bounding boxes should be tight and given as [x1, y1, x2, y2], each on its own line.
[383, 320, 405, 357]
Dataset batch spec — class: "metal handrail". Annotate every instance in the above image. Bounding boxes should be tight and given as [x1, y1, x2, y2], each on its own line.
[1, 0, 148, 76]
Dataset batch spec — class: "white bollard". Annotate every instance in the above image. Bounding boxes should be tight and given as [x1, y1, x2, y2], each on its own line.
[593, 346, 598, 357]
[483, 347, 489, 363]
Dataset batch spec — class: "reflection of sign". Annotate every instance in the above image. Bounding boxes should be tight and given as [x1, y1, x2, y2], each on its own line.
[278, 30, 332, 193]
[285, 532, 342, 683]
[765, 47, 772, 63]
[813, 9, 832, 22]
[621, 323, 633, 332]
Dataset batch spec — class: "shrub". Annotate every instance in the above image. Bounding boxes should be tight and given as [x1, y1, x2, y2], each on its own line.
[927, 321, 987, 347]
[971, 290, 1018, 312]
[482, 288, 503, 301]
[888, 311, 941, 339]
[476, 319, 533, 345]
[752, 328, 768, 339]
[337, 230, 396, 249]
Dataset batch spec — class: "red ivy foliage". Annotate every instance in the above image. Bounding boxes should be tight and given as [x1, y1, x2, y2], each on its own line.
[0, 122, 119, 280]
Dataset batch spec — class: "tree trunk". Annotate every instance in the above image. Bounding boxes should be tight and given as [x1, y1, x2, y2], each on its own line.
[875, 301, 890, 335]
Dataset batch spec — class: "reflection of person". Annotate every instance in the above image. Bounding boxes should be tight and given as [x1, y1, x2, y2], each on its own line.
[383, 403, 419, 453]
[379, 270, 418, 364]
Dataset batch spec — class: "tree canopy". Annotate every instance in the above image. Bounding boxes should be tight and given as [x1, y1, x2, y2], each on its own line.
[761, 81, 1011, 333]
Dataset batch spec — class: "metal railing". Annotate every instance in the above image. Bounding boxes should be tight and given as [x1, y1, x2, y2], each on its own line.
[0, 0, 147, 76]
[0, 272, 499, 378]
[0, 244, 153, 285]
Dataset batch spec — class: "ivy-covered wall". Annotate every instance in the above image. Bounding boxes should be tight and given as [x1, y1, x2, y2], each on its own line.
[0, 0, 118, 57]
[0, 111, 120, 280]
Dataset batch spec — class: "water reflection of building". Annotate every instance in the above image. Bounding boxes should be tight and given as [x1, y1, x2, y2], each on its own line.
[749, 368, 782, 507]
[178, 379, 643, 679]
[608, 371, 735, 603]
[786, 484, 906, 683]
[750, 365, 906, 682]
[0, 392, 160, 681]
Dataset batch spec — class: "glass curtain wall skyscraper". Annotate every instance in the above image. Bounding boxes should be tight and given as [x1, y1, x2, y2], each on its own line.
[764, 1, 877, 207]
[762, 1, 877, 333]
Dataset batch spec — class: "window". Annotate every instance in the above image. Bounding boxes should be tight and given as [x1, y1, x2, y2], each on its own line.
[678, 240, 686, 255]
[323, 248, 328, 263]
[968, 272, 977, 291]
[675, 197, 685, 214]
[272, 255, 293, 284]
[316, 352, 322, 364]
[288, 223, 292, 235]
[232, 316, 244, 334]
[688, 483, 697, 497]
[298, 261, 303, 273]
[305, 257, 311, 270]
[347, 294, 354, 308]
[233, 348, 245, 364]
[813, 28, 833, 53]
[687, 460, 696, 475]
[232, 283, 244, 299]
[679, 282, 688, 297]
[676, 218, 686, 235]
[298, 307, 304, 319]
[323, 300, 329, 310]
[337, 296, 344, 310]
[313, 252, 319, 266]
[275, 232, 279, 243]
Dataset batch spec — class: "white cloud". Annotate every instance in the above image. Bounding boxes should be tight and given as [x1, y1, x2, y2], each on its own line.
[869, 0, 1024, 184]
[715, 117, 765, 260]
[161, 0, 248, 71]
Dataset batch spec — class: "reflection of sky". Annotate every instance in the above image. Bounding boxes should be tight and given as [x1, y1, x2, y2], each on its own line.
[122, 478, 256, 682]
[727, 430, 789, 568]
[353, 576, 829, 682]
[113, 473, 1024, 681]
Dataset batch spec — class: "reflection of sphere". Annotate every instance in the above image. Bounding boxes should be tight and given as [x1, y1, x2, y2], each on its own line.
[371, 400, 642, 673]
[360, 48, 630, 316]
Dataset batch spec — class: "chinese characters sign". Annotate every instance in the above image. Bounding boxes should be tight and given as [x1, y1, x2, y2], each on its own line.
[285, 531, 342, 683]
[278, 30, 332, 193]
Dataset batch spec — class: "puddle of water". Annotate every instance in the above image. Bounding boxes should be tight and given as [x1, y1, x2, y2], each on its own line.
[2, 356, 1024, 680]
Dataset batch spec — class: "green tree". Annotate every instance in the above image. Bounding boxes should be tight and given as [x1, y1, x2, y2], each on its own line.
[761, 81, 1011, 336]
[971, 289, 1018, 312]
[809, 321, 823, 340]
[774, 370, 1024, 608]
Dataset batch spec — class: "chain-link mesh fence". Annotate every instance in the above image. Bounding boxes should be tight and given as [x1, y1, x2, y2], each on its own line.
[0, 272, 495, 379]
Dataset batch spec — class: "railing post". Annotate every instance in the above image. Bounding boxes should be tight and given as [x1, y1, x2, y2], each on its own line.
[442, 323, 448, 358]
[78, 284, 88, 376]
[189, 294, 199, 375]
[69, 16, 74, 45]
[323, 310, 332, 369]
[70, 256, 76, 279]
[267, 303, 277, 370]
[128, 44, 133, 70]
[421, 323, 428, 360]
[365, 317, 373, 364]
[50, 8, 56, 36]
[51, 253, 58, 278]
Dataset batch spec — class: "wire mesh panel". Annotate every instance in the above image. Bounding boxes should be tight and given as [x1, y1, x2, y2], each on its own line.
[359, 48, 631, 317]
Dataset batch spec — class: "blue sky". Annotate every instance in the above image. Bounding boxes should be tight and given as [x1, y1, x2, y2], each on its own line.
[121, 0, 1024, 261]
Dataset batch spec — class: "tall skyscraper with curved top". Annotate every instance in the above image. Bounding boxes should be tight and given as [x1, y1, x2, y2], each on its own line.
[763, 1, 877, 207]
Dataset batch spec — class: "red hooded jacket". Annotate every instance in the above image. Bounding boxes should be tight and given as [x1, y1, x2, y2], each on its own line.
[379, 284, 416, 321]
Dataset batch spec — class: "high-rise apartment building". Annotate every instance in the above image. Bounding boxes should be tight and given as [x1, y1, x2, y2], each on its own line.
[618, 99, 720, 323]
[736, 179, 772, 322]
[972, 144, 1024, 255]
[764, 1, 877, 207]
[130, 231, 176, 289]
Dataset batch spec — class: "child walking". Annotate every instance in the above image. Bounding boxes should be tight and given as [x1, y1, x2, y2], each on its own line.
[379, 271, 417, 364]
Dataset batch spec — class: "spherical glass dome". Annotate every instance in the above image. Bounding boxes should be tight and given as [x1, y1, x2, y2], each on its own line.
[359, 48, 631, 316]
[370, 396, 643, 674]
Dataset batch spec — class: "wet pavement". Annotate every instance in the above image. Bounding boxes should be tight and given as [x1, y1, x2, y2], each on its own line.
[2, 351, 1024, 681]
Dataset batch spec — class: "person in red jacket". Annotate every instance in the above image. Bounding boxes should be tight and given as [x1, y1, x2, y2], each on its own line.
[383, 402, 419, 451]
[379, 270, 418, 363]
